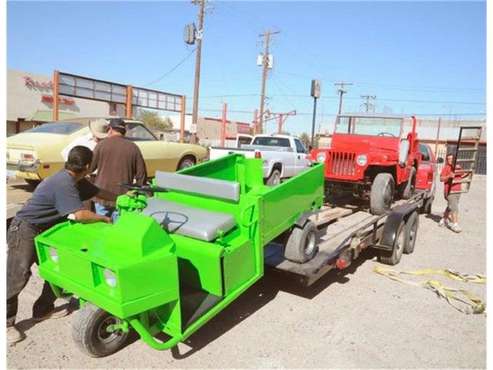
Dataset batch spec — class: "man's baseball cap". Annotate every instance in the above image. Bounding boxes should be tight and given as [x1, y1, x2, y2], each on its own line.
[88, 119, 109, 139]
[108, 118, 126, 131]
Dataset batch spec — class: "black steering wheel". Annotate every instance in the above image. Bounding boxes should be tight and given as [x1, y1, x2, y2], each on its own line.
[377, 132, 397, 137]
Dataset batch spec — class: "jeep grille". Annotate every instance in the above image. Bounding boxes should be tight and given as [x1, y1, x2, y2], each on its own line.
[330, 151, 356, 176]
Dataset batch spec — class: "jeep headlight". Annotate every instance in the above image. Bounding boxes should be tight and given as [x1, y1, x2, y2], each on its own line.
[356, 154, 368, 166]
[316, 152, 327, 162]
[48, 247, 59, 263]
[103, 268, 117, 288]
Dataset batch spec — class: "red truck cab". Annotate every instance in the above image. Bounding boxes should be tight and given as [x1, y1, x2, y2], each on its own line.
[311, 114, 421, 214]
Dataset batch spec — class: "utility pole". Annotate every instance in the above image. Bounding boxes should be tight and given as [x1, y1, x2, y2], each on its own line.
[258, 30, 279, 134]
[276, 110, 296, 134]
[190, 0, 206, 144]
[361, 95, 376, 113]
[334, 81, 353, 115]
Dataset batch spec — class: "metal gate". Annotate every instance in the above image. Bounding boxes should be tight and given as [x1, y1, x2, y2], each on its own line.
[446, 143, 486, 175]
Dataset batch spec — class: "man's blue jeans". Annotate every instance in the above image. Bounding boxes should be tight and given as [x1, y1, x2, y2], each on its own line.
[94, 203, 119, 222]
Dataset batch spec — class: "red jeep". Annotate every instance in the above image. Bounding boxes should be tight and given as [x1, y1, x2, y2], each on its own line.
[311, 114, 421, 214]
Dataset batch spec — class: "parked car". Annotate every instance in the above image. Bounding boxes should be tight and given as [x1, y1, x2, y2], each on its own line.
[416, 143, 442, 213]
[6, 117, 207, 186]
[209, 134, 311, 185]
[311, 114, 421, 215]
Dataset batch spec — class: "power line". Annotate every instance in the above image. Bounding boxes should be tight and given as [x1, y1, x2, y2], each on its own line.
[145, 48, 197, 86]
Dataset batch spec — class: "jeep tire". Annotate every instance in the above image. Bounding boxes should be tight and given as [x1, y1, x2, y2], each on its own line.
[370, 173, 395, 215]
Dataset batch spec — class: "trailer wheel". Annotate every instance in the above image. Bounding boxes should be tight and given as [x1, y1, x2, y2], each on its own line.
[403, 211, 419, 254]
[402, 167, 416, 199]
[284, 220, 318, 263]
[378, 220, 405, 265]
[370, 173, 395, 215]
[72, 303, 129, 358]
[266, 169, 281, 186]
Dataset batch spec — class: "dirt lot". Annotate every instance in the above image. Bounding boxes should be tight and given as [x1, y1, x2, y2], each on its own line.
[7, 176, 486, 369]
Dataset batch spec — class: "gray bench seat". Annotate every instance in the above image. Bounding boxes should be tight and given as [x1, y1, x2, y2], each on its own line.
[142, 197, 236, 242]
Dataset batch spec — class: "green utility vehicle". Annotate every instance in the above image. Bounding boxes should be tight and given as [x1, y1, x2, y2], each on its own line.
[35, 154, 324, 357]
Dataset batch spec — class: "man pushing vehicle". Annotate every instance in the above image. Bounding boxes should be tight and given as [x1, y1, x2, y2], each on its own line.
[6, 146, 117, 344]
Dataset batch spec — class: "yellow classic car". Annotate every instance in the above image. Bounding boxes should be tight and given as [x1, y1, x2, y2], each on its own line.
[6, 117, 208, 186]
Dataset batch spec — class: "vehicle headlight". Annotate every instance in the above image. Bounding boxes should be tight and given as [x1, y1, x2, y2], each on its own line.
[48, 247, 59, 263]
[356, 154, 368, 166]
[316, 152, 327, 162]
[103, 268, 117, 288]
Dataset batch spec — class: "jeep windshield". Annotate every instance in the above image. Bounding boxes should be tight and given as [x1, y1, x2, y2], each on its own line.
[335, 116, 403, 137]
[25, 122, 84, 135]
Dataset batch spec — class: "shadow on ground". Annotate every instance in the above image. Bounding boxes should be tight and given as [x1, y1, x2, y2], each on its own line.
[171, 248, 376, 359]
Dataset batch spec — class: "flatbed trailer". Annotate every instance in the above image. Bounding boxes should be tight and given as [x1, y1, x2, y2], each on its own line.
[265, 191, 427, 286]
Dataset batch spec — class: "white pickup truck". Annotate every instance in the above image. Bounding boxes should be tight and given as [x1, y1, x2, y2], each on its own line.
[209, 134, 311, 185]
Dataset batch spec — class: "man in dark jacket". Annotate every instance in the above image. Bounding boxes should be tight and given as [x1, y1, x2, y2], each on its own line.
[7, 146, 116, 344]
[90, 118, 147, 218]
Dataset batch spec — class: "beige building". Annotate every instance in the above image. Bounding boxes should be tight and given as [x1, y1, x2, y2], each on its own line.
[7, 69, 113, 136]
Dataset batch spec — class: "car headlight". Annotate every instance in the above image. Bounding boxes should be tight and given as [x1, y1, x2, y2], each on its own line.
[103, 268, 118, 288]
[48, 247, 59, 263]
[356, 154, 368, 166]
[316, 152, 327, 162]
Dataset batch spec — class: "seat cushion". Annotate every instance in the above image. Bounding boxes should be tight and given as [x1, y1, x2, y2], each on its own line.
[155, 171, 240, 202]
[142, 198, 236, 242]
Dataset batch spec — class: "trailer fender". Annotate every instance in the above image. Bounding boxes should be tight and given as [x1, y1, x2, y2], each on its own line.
[294, 211, 317, 228]
[379, 203, 419, 250]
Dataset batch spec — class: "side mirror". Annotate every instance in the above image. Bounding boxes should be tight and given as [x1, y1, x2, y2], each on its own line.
[437, 157, 444, 164]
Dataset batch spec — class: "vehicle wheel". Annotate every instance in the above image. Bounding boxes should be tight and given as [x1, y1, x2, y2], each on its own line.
[420, 195, 433, 214]
[72, 303, 129, 358]
[403, 211, 419, 254]
[25, 179, 40, 189]
[370, 173, 395, 215]
[266, 169, 281, 186]
[402, 167, 416, 199]
[177, 156, 196, 170]
[284, 220, 318, 263]
[378, 220, 406, 265]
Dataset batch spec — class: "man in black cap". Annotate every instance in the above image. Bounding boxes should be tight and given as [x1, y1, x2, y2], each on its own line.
[7, 146, 116, 344]
[90, 118, 147, 218]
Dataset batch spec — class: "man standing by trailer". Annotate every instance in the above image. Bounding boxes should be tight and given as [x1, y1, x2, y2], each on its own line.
[90, 118, 147, 218]
[439, 153, 466, 233]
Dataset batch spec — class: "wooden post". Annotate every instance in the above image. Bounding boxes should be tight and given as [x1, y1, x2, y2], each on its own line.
[52, 70, 60, 121]
[180, 96, 186, 143]
[434, 117, 442, 155]
[221, 103, 228, 147]
[126, 86, 133, 118]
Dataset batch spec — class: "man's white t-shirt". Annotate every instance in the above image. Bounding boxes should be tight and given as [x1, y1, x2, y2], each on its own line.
[61, 133, 97, 161]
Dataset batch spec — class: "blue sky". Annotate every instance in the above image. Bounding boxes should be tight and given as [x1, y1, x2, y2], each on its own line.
[7, 1, 486, 135]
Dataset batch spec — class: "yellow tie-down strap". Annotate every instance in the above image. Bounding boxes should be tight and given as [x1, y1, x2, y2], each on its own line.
[374, 266, 486, 314]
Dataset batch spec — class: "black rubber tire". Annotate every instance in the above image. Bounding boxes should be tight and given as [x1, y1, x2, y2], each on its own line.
[177, 156, 196, 170]
[72, 303, 129, 358]
[25, 179, 41, 189]
[284, 220, 318, 263]
[370, 173, 395, 215]
[266, 169, 281, 186]
[378, 221, 406, 265]
[403, 211, 419, 255]
[402, 167, 416, 199]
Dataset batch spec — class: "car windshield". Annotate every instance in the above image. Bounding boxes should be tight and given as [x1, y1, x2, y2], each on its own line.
[25, 122, 84, 135]
[125, 123, 157, 141]
[252, 137, 290, 147]
[335, 116, 403, 137]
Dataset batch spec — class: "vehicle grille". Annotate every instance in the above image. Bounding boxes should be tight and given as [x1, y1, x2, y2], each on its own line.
[330, 152, 356, 176]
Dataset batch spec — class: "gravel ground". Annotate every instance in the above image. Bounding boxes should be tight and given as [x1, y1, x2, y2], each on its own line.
[7, 176, 486, 369]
